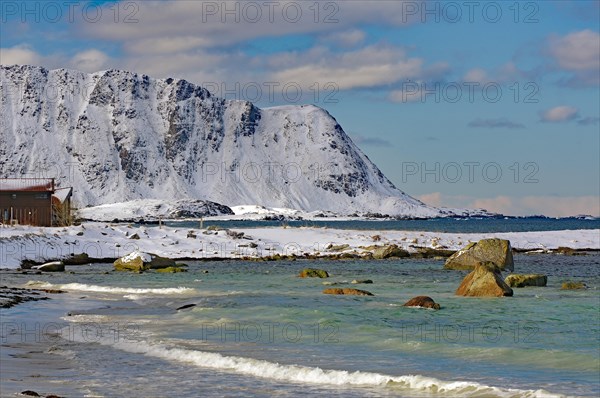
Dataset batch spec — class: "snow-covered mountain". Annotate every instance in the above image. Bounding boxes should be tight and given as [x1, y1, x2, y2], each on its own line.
[1, 65, 460, 217]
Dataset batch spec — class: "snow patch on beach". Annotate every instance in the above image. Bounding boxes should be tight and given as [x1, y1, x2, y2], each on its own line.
[0, 222, 598, 268]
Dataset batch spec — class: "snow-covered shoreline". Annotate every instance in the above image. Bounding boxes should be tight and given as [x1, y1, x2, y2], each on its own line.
[1, 223, 598, 269]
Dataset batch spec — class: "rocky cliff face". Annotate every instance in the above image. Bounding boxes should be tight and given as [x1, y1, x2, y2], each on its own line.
[0, 65, 446, 216]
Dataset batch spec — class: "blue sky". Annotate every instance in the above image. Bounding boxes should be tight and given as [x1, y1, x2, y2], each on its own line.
[1, 0, 599, 216]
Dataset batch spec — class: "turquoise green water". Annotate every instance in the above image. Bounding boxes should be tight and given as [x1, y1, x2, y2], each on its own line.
[1, 253, 598, 397]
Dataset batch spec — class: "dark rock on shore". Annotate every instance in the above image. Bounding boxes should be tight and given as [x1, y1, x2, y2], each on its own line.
[403, 296, 441, 309]
[410, 247, 456, 259]
[0, 286, 54, 309]
[63, 253, 90, 265]
[555, 247, 587, 256]
[372, 244, 409, 259]
[326, 243, 350, 251]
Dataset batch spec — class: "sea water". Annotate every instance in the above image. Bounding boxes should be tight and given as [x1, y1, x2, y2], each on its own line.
[164, 217, 600, 233]
[1, 253, 598, 397]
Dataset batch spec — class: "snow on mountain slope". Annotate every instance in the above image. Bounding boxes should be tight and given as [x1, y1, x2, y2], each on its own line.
[1, 65, 455, 217]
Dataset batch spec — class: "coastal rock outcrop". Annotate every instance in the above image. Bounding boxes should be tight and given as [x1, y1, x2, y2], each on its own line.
[31, 261, 65, 272]
[63, 253, 90, 265]
[402, 296, 441, 309]
[299, 268, 329, 278]
[445, 239, 514, 271]
[114, 251, 176, 272]
[323, 288, 374, 296]
[505, 274, 547, 287]
[455, 262, 513, 297]
[372, 244, 409, 259]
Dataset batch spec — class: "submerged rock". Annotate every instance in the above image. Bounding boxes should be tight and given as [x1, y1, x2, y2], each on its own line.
[298, 268, 329, 278]
[31, 261, 65, 272]
[372, 244, 409, 259]
[20, 391, 40, 397]
[351, 279, 373, 284]
[505, 274, 547, 287]
[176, 304, 196, 311]
[561, 281, 587, 290]
[455, 262, 513, 297]
[155, 266, 187, 273]
[323, 288, 374, 296]
[0, 287, 53, 309]
[445, 239, 514, 271]
[403, 296, 441, 310]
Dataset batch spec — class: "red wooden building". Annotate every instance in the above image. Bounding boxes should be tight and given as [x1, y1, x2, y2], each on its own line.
[0, 178, 73, 226]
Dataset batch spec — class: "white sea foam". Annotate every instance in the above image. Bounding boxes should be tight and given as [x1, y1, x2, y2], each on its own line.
[63, 325, 567, 398]
[26, 281, 196, 295]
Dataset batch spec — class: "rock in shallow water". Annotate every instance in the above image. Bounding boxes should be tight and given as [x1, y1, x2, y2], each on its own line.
[505, 274, 547, 287]
[298, 268, 329, 278]
[455, 262, 513, 297]
[114, 251, 176, 272]
[402, 296, 441, 309]
[445, 239, 514, 271]
[561, 281, 587, 290]
[351, 279, 373, 284]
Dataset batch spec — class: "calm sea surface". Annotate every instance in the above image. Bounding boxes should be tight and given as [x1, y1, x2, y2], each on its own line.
[165, 217, 600, 233]
[1, 252, 598, 397]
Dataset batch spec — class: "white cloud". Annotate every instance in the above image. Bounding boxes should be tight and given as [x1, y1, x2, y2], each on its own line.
[321, 29, 366, 47]
[462, 68, 488, 84]
[79, 1, 417, 48]
[468, 118, 525, 129]
[550, 30, 600, 71]
[70, 49, 109, 72]
[539, 105, 579, 122]
[0, 1, 450, 99]
[418, 193, 600, 217]
[64, 0, 445, 93]
[548, 30, 600, 85]
[0, 45, 42, 66]
[270, 44, 425, 90]
[124, 37, 212, 56]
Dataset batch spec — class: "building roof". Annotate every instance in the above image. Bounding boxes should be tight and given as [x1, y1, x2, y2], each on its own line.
[0, 178, 55, 192]
[52, 187, 73, 203]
